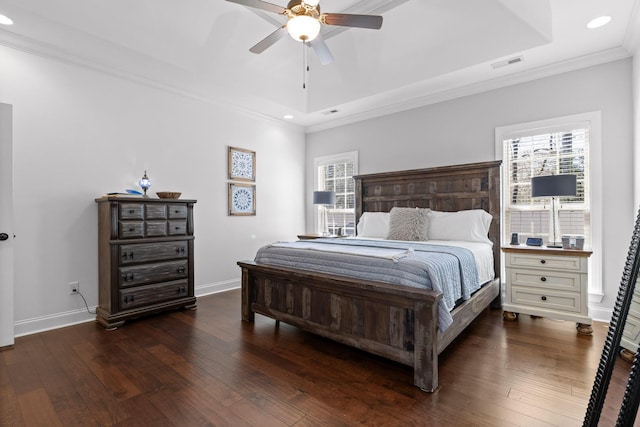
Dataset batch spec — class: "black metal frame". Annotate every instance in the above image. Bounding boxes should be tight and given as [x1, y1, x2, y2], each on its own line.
[583, 207, 640, 426]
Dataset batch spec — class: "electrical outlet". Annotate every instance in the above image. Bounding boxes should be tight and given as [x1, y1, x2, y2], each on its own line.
[69, 281, 79, 295]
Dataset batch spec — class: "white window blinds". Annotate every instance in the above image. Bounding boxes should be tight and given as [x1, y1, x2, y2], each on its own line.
[503, 123, 591, 244]
[315, 151, 358, 236]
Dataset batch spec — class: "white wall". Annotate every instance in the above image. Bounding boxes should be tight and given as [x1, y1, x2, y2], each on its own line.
[306, 59, 634, 322]
[0, 45, 306, 336]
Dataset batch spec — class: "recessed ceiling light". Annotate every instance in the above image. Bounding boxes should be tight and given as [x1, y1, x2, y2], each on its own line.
[283, 114, 294, 119]
[0, 14, 13, 25]
[587, 16, 611, 29]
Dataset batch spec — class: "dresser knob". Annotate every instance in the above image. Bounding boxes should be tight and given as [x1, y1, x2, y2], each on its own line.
[541, 296, 547, 301]
[129, 228, 135, 232]
[540, 277, 547, 282]
[540, 259, 546, 264]
[129, 210, 135, 214]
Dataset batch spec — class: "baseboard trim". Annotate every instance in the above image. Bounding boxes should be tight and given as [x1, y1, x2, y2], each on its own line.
[13, 279, 242, 338]
[195, 279, 240, 297]
[14, 307, 96, 338]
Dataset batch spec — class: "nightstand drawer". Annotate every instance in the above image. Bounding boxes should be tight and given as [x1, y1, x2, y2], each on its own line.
[510, 287, 582, 313]
[507, 252, 586, 273]
[509, 268, 584, 292]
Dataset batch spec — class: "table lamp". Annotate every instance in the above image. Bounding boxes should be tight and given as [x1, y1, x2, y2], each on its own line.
[313, 190, 336, 236]
[531, 174, 577, 248]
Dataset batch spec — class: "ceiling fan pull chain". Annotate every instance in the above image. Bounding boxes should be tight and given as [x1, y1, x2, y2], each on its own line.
[302, 42, 306, 89]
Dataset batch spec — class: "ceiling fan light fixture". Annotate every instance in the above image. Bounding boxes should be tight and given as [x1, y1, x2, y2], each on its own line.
[287, 15, 321, 42]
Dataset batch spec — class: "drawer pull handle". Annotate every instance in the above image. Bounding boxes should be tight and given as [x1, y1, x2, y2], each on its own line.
[541, 295, 547, 301]
[177, 267, 185, 274]
[122, 273, 134, 282]
[540, 277, 547, 282]
[129, 227, 135, 232]
[124, 295, 135, 303]
[122, 252, 134, 260]
[129, 210, 135, 214]
[540, 259, 546, 264]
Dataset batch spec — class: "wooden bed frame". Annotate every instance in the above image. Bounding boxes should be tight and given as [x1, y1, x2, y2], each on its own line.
[238, 161, 502, 392]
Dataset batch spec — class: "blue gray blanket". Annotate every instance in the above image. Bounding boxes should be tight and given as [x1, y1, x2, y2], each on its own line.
[254, 238, 480, 331]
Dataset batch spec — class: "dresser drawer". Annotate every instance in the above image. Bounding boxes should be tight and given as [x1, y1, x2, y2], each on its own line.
[509, 268, 583, 292]
[168, 220, 187, 236]
[119, 260, 188, 287]
[119, 280, 190, 310]
[507, 252, 585, 273]
[120, 203, 144, 220]
[145, 204, 167, 220]
[510, 287, 582, 314]
[145, 221, 168, 237]
[119, 221, 144, 239]
[119, 241, 188, 265]
[168, 204, 188, 219]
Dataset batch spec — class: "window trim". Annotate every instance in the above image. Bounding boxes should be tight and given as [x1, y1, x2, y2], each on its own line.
[313, 151, 359, 235]
[495, 112, 603, 301]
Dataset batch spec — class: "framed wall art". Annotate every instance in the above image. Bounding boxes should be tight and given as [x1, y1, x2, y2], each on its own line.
[228, 146, 256, 182]
[228, 183, 256, 216]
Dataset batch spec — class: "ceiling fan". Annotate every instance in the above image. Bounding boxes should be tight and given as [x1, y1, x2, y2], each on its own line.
[226, 0, 383, 65]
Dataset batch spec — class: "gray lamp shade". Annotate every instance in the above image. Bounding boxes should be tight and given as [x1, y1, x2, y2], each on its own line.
[531, 174, 577, 197]
[313, 191, 336, 205]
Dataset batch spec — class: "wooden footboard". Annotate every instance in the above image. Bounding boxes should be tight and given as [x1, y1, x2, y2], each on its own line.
[239, 260, 499, 392]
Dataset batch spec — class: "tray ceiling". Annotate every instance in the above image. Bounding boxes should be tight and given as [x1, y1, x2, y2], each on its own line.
[0, 0, 637, 130]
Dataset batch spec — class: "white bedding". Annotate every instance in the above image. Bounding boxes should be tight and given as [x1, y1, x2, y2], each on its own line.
[347, 237, 495, 285]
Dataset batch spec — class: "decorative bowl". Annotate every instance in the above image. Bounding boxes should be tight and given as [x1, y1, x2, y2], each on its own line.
[156, 191, 181, 199]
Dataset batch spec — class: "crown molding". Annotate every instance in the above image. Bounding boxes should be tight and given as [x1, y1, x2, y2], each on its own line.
[305, 46, 632, 134]
[0, 29, 305, 134]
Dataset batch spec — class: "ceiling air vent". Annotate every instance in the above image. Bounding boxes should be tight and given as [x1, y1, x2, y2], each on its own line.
[322, 109, 339, 115]
[491, 55, 524, 69]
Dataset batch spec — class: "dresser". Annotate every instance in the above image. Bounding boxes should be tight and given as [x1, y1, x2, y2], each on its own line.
[95, 196, 197, 329]
[502, 245, 592, 334]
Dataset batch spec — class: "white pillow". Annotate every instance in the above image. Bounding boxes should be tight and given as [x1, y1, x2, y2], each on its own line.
[356, 212, 390, 238]
[386, 207, 430, 241]
[428, 209, 493, 244]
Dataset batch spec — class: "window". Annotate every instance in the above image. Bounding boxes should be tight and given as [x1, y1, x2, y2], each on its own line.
[496, 112, 602, 298]
[314, 151, 358, 236]
[504, 127, 590, 243]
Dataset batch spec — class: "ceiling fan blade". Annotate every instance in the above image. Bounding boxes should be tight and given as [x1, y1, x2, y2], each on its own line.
[249, 25, 288, 54]
[322, 13, 383, 30]
[226, 0, 287, 15]
[309, 36, 334, 65]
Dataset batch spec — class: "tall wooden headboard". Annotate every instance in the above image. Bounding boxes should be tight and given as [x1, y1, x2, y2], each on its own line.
[353, 160, 502, 278]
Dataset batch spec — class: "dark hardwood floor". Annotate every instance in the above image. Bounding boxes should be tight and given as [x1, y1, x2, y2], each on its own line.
[1, 289, 637, 426]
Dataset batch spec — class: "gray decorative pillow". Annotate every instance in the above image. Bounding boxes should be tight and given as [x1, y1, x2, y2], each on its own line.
[386, 207, 430, 241]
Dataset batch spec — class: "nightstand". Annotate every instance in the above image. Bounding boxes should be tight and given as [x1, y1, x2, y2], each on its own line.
[502, 245, 593, 335]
